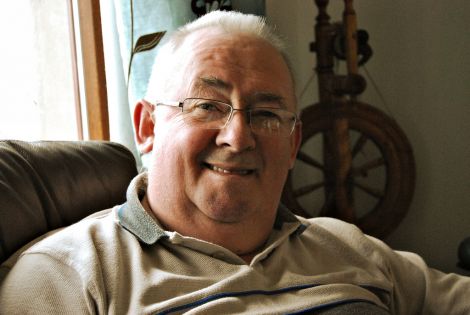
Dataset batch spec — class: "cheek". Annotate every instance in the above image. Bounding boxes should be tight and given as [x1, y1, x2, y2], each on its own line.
[261, 138, 294, 168]
[148, 134, 193, 196]
[154, 125, 215, 171]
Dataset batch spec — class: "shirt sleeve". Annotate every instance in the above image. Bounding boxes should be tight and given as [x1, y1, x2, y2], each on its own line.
[0, 252, 94, 315]
[368, 237, 470, 315]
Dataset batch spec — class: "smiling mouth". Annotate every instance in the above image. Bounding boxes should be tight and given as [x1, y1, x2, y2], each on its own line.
[204, 163, 255, 175]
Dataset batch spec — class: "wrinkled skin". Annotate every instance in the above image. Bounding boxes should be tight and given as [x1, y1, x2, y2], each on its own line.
[134, 30, 301, 261]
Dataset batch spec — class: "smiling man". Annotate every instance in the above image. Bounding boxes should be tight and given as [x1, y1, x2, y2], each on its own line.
[134, 27, 301, 262]
[1, 10, 469, 315]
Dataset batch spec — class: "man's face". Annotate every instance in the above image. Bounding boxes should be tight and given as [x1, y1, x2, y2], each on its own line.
[144, 30, 301, 232]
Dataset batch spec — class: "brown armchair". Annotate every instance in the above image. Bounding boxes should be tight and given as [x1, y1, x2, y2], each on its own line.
[0, 140, 138, 267]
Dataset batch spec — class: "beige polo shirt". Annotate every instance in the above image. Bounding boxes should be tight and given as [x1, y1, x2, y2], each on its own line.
[1, 173, 469, 314]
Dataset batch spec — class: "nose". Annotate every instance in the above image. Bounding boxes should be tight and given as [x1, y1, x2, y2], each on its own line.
[215, 110, 256, 151]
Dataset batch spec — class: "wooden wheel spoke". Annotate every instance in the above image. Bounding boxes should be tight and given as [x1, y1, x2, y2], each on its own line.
[351, 157, 385, 177]
[293, 181, 325, 197]
[353, 180, 384, 199]
[297, 151, 324, 170]
[351, 134, 368, 158]
[282, 101, 416, 239]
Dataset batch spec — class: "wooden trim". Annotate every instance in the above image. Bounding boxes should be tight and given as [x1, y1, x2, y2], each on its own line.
[76, 0, 109, 140]
[67, 0, 84, 140]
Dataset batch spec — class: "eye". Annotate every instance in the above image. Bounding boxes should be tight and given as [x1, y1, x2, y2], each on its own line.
[195, 102, 219, 112]
[187, 99, 229, 113]
[252, 109, 281, 120]
[184, 99, 229, 123]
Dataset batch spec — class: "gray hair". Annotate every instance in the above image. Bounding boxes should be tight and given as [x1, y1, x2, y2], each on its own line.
[172, 10, 287, 55]
[145, 10, 293, 102]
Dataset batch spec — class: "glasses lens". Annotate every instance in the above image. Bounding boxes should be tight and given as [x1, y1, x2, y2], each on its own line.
[250, 108, 296, 137]
[182, 98, 231, 128]
[180, 98, 296, 137]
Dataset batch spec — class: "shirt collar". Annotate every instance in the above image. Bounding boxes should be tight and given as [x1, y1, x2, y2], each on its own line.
[117, 172, 306, 245]
[117, 173, 165, 244]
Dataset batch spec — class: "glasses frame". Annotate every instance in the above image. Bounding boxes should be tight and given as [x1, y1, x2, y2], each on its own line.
[150, 97, 299, 136]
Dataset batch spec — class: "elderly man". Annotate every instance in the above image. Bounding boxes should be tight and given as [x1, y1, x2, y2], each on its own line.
[1, 10, 469, 315]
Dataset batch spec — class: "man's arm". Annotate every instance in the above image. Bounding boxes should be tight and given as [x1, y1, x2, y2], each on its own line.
[368, 237, 470, 314]
[0, 253, 93, 315]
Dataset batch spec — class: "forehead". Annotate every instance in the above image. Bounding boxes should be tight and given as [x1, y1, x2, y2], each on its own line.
[174, 30, 296, 108]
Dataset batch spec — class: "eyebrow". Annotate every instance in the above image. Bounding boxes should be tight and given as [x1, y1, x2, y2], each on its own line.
[196, 76, 232, 92]
[194, 76, 287, 109]
[251, 92, 287, 109]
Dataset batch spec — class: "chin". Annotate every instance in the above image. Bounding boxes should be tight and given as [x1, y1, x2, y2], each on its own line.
[202, 199, 256, 224]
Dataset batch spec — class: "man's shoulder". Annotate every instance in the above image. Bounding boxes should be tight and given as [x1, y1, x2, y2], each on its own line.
[18, 207, 124, 262]
[300, 216, 365, 236]
[1, 207, 125, 284]
[296, 216, 385, 256]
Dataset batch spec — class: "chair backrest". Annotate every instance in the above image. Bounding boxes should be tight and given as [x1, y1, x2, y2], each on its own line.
[0, 140, 138, 263]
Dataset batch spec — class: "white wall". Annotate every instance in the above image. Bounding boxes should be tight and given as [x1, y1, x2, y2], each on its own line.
[267, 0, 470, 274]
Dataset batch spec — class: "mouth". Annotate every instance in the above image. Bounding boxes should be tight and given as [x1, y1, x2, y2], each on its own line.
[203, 162, 256, 176]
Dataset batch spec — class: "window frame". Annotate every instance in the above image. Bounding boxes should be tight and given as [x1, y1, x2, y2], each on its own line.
[73, 0, 109, 140]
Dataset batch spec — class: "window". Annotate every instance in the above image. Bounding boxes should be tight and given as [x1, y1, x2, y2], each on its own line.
[0, 0, 108, 141]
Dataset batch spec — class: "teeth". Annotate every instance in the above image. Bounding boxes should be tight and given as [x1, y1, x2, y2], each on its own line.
[210, 165, 251, 175]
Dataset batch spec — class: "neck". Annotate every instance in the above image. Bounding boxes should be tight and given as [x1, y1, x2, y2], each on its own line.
[142, 195, 274, 261]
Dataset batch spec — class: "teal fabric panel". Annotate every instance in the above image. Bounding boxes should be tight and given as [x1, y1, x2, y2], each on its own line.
[113, 0, 265, 105]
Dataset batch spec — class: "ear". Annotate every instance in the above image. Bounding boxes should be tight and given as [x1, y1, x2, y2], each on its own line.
[133, 100, 155, 154]
[288, 121, 302, 169]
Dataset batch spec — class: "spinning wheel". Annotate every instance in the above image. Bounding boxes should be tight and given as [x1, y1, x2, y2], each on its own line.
[282, 0, 416, 239]
[283, 101, 415, 238]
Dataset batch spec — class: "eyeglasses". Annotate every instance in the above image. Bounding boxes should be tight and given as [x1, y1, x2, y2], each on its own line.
[151, 98, 298, 137]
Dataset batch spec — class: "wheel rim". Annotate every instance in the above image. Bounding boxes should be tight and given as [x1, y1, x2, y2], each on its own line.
[282, 101, 415, 239]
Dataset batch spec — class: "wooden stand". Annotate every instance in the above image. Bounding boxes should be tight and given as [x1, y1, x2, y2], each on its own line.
[282, 0, 416, 239]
